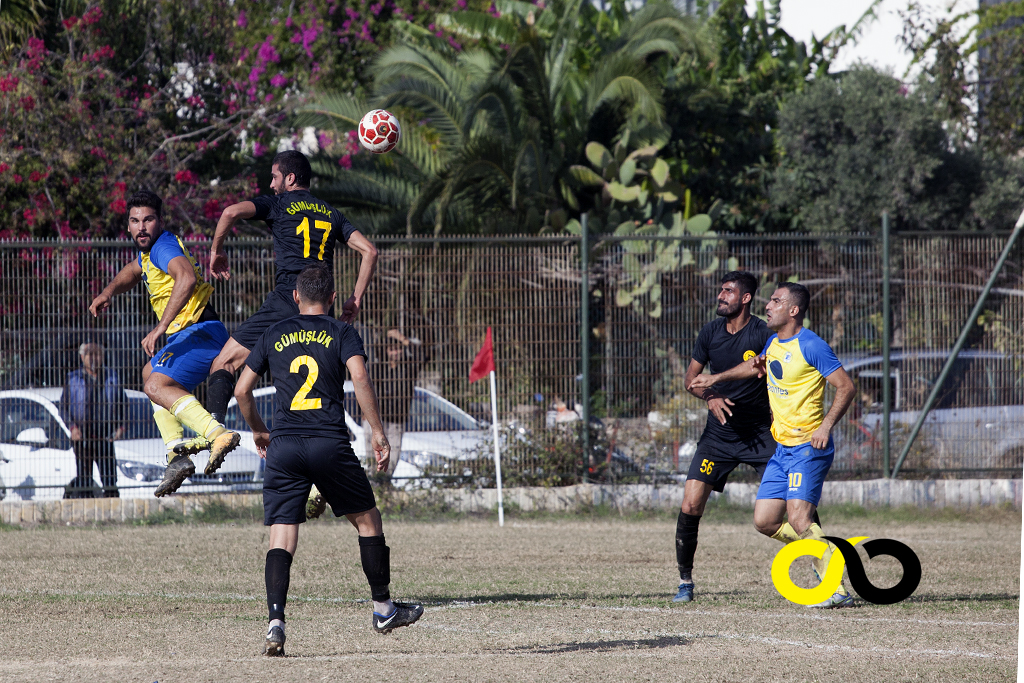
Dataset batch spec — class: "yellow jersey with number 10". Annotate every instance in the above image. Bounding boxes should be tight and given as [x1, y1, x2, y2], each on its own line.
[760, 328, 843, 447]
[138, 231, 213, 335]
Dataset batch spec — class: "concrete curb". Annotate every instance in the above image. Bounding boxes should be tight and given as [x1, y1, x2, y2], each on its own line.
[2, 479, 1020, 525]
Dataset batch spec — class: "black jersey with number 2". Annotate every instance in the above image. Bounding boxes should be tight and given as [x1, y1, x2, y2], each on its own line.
[246, 314, 367, 442]
[250, 190, 358, 289]
[691, 316, 775, 436]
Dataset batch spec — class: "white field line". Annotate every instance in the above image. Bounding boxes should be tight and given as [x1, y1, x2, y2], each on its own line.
[1, 587, 1016, 631]
[432, 599, 1019, 629]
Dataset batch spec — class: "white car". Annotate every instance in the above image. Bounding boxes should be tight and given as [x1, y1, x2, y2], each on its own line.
[221, 382, 487, 482]
[0, 388, 263, 500]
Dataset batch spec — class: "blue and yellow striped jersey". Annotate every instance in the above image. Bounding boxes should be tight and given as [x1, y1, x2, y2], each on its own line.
[137, 231, 213, 335]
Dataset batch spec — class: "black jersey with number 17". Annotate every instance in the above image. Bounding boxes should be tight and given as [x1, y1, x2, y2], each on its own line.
[250, 189, 358, 289]
[246, 315, 367, 442]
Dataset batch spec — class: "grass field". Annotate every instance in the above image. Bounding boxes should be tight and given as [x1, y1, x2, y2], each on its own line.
[0, 503, 1018, 682]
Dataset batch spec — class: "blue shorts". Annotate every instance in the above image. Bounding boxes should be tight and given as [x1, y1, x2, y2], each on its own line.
[150, 320, 229, 392]
[755, 437, 834, 506]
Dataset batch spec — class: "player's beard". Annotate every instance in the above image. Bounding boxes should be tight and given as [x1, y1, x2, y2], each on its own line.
[716, 300, 742, 318]
[133, 233, 153, 252]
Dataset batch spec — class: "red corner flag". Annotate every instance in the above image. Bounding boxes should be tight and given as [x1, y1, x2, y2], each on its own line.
[469, 327, 495, 383]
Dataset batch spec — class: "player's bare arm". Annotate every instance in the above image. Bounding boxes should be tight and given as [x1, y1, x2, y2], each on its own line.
[89, 260, 143, 316]
[684, 359, 735, 426]
[345, 354, 390, 472]
[340, 230, 378, 323]
[234, 366, 270, 456]
[688, 354, 766, 392]
[209, 200, 257, 281]
[140, 255, 197, 357]
[809, 367, 856, 449]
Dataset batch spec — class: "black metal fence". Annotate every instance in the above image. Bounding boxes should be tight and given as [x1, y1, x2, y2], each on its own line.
[0, 231, 1021, 499]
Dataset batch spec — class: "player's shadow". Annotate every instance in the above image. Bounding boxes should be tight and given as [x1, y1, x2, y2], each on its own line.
[427, 592, 669, 605]
[899, 592, 1019, 605]
[506, 635, 690, 654]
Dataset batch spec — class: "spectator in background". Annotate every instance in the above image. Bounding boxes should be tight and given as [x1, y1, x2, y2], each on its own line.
[61, 342, 126, 498]
[369, 327, 429, 475]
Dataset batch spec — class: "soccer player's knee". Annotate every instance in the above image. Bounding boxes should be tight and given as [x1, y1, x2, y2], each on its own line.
[680, 497, 705, 516]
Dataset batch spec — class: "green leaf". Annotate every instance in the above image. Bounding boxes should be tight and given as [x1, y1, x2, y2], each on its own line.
[569, 165, 606, 187]
[727, 257, 739, 271]
[616, 289, 634, 307]
[626, 145, 661, 163]
[700, 255, 720, 276]
[603, 160, 619, 182]
[687, 214, 713, 235]
[585, 142, 612, 170]
[619, 158, 637, 185]
[564, 218, 582, 235]
[650, 158, 670, 186]
[681, 247, 695, 266]
[608, 182, 641, 202]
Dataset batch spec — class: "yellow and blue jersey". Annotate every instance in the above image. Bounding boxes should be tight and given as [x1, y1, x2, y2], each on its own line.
[138, 231, 214, 335]
[760, 328, 842, 447]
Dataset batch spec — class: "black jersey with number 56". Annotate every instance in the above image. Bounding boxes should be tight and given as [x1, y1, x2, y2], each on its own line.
[250, 190, 358, 289]
[246, 314, 367, 441]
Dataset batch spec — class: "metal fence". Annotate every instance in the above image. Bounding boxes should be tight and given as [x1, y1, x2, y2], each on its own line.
[0, 231, 1022, 499]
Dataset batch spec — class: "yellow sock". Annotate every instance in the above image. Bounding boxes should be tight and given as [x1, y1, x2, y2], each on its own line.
[800, 523, 848, 596]
[770, 522, 800, 544]
[171, 395, 226, 441]
[152, 403, 184, 458]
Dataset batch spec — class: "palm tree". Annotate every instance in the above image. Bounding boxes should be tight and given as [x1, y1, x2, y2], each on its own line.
[298, 0, 707, 235]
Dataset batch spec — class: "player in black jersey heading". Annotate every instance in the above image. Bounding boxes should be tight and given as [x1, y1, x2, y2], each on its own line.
[672, 272, 776, 604]
[193, 151, 377, 458]
[235, 264, 422, 656]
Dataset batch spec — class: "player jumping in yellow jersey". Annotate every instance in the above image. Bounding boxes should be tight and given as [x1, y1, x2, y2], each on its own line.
[88, 190, 241, 497]
[689, 282, 857, 608]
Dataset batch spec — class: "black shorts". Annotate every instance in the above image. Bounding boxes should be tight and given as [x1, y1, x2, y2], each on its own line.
[686, 424, 775, 492]
[232, 287, 335, 350]
[263, 435, 376, 525]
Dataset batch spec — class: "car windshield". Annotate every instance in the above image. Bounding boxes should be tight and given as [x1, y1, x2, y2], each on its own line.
[124, 395, 163, 440]
[0, 397, 71, 451]
[224, 393, 277, 432]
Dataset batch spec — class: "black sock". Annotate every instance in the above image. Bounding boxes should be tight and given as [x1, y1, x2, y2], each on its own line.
[358, 535, 391, 603]
[675, 511, 701, 583]
[207, 369, 236, 424]
[265, 548, 292, 622]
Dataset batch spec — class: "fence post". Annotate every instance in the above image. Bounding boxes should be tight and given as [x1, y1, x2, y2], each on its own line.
[881, 212, 891, 478]
[580, 215, 590, 483]
[890, 206, 1024, 478]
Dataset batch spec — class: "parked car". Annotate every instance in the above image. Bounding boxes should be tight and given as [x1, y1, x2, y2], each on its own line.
[0, 388, 263, 499]
[838, 350, 1024, 472]
[221, 383, 487, 482]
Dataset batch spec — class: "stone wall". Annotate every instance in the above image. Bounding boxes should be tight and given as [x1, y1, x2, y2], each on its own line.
[3, 479, 1020, 525]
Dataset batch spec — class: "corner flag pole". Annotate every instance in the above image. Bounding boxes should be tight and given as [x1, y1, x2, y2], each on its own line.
[469, 327, 503, 527]
[489, 369, 504, 527]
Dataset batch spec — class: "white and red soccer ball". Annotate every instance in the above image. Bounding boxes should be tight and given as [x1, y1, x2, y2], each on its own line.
[358, 109, 401, 154]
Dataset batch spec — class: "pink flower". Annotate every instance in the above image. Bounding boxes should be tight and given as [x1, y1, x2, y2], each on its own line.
[0, 163, 9, 173]
[62, 16, 80, 30]
[237, 11, 248, 28]
[12, 174, 22, 184]
[338, 155, 352, 169]
[270, 73, 289, 88]
[29, 171, 45, 182]
[258, 36, 280, 64]
[0, 75, 18, 92]
[20, 96, 35, 111]
[253, 141, 266, 157]
[82, 7, 102, 25]
[23, 209, 37, 224]
[202, 199, 221, 220]
[110, 199, 127, 214]
[174, 169, 198, 184]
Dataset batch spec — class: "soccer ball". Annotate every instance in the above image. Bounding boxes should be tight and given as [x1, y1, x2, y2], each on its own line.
[358, 109, 401, 154]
